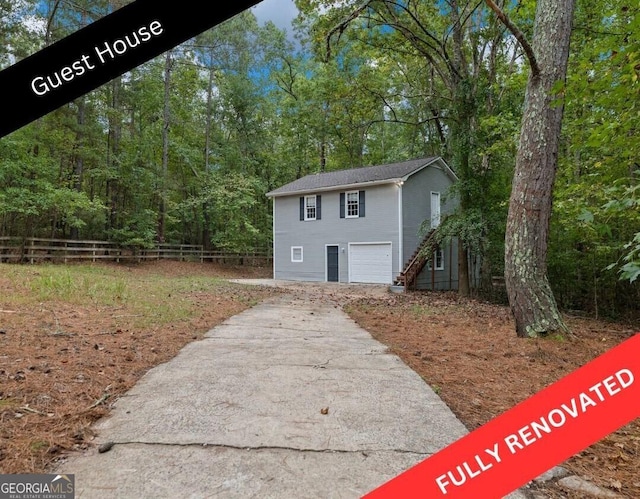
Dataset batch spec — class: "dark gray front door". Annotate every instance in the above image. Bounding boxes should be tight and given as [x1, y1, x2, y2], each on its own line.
[327, 246, 339, 282]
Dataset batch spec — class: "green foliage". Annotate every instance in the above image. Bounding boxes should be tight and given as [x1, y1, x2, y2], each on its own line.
[177, 170, 266, 253]
[547, 0, 640, 317]
[421, 209, 489, 257]
[294, 0, 527, 293]
[0, 0, 637, 319]
[603, 182, 640, 283]
[0, 125, 106, 236]
[107, 209, 158, 249]
[0, 0, 41, 68]
[618, 233, 640, 283]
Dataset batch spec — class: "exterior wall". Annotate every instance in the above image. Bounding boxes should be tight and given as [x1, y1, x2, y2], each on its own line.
[416, 238, 460, 290]
[401, 161, 459, 290]
[273, 183, 401, 282]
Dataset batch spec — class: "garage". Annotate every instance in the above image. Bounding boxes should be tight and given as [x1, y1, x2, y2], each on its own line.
[349, 243, 393, 284]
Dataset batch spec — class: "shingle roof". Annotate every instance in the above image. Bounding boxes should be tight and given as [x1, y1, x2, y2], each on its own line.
[267, 157, 448, 197]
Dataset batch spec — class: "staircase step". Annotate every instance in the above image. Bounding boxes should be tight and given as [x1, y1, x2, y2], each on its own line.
[398, 229, 438, 290]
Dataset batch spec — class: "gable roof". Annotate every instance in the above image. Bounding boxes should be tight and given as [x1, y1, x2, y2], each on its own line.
[266, 157, 456, 198]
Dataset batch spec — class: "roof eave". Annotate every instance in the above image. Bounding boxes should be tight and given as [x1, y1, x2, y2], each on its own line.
[266, 178, 402, 198]
[439, 158, 459, 181]
[399, 157, 458, 183]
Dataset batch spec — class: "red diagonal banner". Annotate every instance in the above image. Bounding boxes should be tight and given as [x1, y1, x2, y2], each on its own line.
[365, 333, 640, 498]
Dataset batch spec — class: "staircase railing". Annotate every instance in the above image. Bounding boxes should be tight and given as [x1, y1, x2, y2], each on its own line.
[396, 230, 438, 290]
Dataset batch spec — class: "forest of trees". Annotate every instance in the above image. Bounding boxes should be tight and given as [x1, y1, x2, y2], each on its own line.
[0, 0, 638, 320]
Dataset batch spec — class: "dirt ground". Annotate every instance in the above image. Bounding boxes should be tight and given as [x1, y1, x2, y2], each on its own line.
[345, 291, 639, 498]
[0, 261, 274, 475]
[1, 265, 638, 497]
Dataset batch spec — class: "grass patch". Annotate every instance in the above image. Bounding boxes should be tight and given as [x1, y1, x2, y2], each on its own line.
[29, 269, 129, 304]
[29, 441, 50, 453]
[409, 304, 439, 317]
[2, 264, 234, 327]
[0, 260, 275, 475]
[0, 399, 18, 409]
[0, 261, 271, 332]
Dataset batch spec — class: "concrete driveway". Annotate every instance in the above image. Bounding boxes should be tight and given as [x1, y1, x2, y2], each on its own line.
[55, 286, 523, 498]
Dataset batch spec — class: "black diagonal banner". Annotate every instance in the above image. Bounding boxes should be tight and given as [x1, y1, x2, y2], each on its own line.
[0, 0, 263, 138]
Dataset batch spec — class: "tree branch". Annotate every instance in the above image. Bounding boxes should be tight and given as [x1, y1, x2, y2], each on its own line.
[367, 115, 449, 127]
[485, 0, 540, 79]
[381, 0, 460, 81]
[45, 0, 63, 46]
[326, 1, 373, 60]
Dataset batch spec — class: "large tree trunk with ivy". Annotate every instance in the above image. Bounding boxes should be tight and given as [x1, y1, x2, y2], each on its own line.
[495, 0, 575, 337]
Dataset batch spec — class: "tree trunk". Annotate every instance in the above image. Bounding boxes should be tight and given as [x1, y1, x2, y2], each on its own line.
[450, 84, 474, 297]
[505, 0, 575, 337]
[204, 63, 214, 171]
[70, 97, 85, 240]
[319, 139, 327, 173]
[449, 0, 473, 297]
[158, 50, 172, 244]
[202, 63, 214, 249]
[458, 244, 470, 296]
[69, 7, 88, 240]
[106, 77, 122, 233]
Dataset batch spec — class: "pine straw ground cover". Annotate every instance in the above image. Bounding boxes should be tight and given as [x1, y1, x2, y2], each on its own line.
[1, 264, 637, 497]
[0, 261, 273, 474]
[345, 293, 639, 498]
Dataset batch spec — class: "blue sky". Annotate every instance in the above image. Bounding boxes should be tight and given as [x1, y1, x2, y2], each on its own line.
[252, 0, 298, 35]
[31, 1, 299, 35]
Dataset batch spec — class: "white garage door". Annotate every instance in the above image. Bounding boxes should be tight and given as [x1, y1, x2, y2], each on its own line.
[349, 243, 392, 284]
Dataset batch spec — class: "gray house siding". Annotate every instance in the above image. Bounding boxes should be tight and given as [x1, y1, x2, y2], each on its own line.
[400, 162, 459, 290]
[415, 239, 460, 290]
[269, 157, 461, 290]
[273, 183, 401, 283]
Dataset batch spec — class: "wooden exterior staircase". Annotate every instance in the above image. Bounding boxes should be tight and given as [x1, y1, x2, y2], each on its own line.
[395, 230, 438, 291]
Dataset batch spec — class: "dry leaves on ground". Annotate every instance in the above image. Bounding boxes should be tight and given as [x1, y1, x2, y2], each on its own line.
[346, 292, 639, 498]
[0, 261, 273, 474]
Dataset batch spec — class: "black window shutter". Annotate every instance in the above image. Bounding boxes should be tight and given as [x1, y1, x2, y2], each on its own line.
[340, 193, 345, 219]
[359, 190, 366, 218]
[300, 197, 304, 221]
[317, 195, 322, 220]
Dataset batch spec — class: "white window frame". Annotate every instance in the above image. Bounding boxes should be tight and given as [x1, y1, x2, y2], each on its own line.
[427, 248, 445, 271]
[346, 190, 359, 218]
[434, 248, 444, 270]
[291, 246, 303, 263]
[304, 195, 317, 221]
[431, 191, 441, 229]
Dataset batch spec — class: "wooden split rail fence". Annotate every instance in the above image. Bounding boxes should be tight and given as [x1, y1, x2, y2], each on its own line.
[0, 237, 271, 266]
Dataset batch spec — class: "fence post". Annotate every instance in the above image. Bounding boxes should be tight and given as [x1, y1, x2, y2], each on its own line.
[1, 238, 272, 267]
